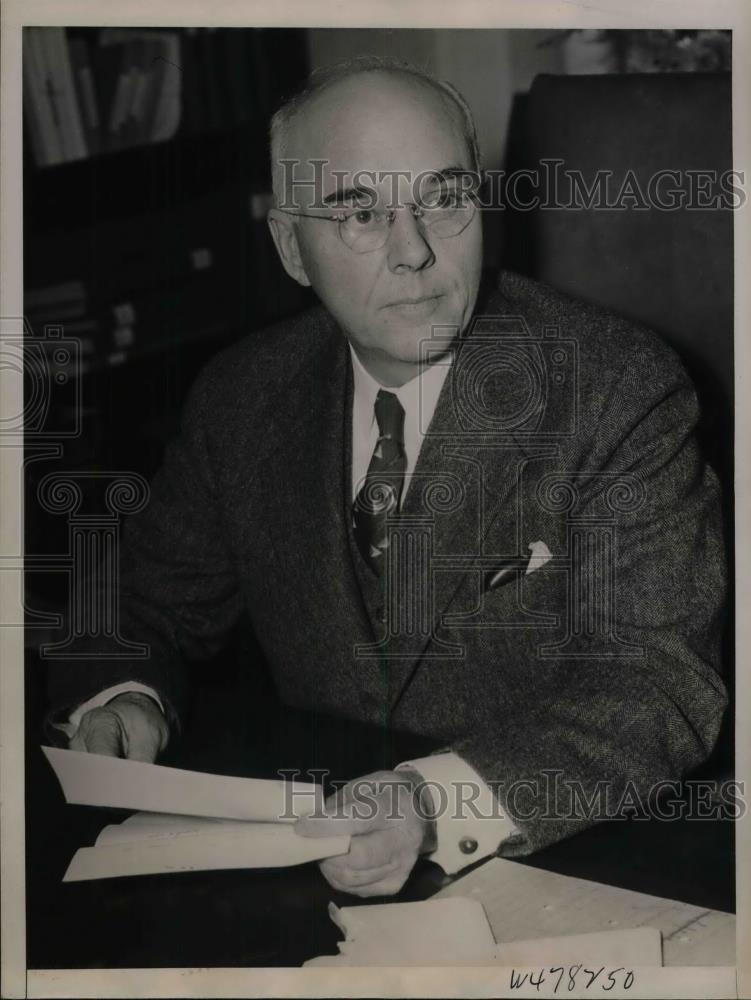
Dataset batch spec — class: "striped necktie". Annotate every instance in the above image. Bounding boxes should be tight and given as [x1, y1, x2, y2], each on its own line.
[353, 390, 407, 576]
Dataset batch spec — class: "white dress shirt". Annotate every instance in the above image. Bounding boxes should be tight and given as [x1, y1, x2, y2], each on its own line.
[64, 345, 518, 875]
[349, 342, 451, 507]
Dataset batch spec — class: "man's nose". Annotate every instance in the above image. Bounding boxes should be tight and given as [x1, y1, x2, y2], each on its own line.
[385, 207, 435, 273]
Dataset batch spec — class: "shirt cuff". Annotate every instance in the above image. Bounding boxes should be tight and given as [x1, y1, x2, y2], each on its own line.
[396, 751, 519, 875]
[54, 683, 165, 740]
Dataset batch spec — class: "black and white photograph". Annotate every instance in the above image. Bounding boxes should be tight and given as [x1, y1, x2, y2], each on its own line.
[0, 1, 748, 997]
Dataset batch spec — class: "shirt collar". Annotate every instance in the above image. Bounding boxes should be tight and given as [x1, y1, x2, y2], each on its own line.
[349, 344, 451, 438]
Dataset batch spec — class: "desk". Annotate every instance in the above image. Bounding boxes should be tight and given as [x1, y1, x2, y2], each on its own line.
[25, 693, 735, 969]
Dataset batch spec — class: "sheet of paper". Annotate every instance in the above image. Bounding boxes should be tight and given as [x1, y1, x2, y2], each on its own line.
[63, 821, 350, 881]
[304, 898, 497, 966]
[493, 927, 662, 967]
[94, 812, 275, 845]
[438, 858, 735, 968]
[42, 745, 321, 821]
[304, 924, 661, 968]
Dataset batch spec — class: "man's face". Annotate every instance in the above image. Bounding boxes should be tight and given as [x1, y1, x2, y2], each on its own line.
[271, 72, 483, 382]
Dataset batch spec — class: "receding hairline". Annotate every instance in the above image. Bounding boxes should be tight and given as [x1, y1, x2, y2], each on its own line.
[269, 59, 481, 205]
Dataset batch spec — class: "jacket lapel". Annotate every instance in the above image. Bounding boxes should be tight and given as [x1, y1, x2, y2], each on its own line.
[262, 323, 383, 705]
[384, 302, 556, 710]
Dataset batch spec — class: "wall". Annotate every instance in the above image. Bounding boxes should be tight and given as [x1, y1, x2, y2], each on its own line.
[306, 28, 565, 171]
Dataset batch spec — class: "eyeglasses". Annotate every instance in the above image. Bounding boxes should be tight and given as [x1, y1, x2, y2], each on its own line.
[277, 178, 481, 254]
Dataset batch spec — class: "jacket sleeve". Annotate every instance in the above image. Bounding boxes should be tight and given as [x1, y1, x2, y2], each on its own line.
[450, 342, 729, 855]
[45, 362, 245, 740]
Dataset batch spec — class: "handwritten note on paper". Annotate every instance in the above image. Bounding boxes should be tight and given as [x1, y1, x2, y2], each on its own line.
[42, 746, 321, 821]
[64, 813, 350, 881]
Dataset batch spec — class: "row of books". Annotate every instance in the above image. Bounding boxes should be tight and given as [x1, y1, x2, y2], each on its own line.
[23, 27, 289, 168]
[23, 27, 182, 165]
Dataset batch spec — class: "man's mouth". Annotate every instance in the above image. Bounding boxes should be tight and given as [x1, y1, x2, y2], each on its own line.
[387, 294, 442, 307]
[384, 294, 444, 318]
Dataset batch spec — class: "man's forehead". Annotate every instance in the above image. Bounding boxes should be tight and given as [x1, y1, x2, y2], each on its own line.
[283, 71, 470, 197]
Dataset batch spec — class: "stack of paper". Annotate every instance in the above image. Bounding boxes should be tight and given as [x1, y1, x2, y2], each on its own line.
[42, 746, 350, 881]
[303, 898, 663, 967]
[63, 811, 349, 881]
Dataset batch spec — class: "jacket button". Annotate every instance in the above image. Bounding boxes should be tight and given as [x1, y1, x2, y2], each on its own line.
[375, 605, 387, 624]
[459, 837, 478, 855]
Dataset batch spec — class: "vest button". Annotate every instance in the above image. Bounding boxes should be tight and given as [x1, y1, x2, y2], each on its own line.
[376, 605, 387, 624]
[459, 837, 478, 855]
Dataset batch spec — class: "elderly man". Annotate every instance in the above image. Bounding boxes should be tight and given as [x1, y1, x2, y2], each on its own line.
[50, 57, 728, 897]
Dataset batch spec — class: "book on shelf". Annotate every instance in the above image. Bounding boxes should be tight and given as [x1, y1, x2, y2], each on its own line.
[68, 35, 101, 156]
[148, 32, 182, 142]
[41, 26, 88, 161]
[23, 27, 184, 166]
[23, 28, 64, 166]
[99, 28, 182, 150]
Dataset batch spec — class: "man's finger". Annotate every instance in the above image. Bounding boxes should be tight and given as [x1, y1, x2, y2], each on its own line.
[346, 873, 408, 898]
[320, 857, 398, 887]
[70, 707, 124, 757]
[122, 734, 161, 763]
[320, 862, 409, 898]
[322, 828, 397, 871]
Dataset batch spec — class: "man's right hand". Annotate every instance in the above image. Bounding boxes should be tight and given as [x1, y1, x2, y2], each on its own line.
[68, 691, 169, 762]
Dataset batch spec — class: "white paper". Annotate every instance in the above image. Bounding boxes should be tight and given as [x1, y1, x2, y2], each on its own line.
[493, 927, 662, 967]
[64, 819, 350, 881]
[305, 898, 497, 966]
[94, 812, 272, 845]
[42, 745, 321, 822]
[303, 898, 662, 967]
[438, 858, 735, 968]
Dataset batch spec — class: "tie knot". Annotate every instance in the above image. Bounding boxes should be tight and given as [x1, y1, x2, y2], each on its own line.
[374, 390, 405, 445]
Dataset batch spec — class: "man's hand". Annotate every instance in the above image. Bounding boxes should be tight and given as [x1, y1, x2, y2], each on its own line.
[68, 692, 169, 762]
[294, 769, 435, 897]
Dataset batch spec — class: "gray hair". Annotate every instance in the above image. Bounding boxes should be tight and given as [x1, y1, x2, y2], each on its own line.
[269, 55, 481, 206]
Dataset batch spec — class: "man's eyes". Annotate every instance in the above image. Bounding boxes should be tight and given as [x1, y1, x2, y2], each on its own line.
[335, 193, 464, 214]
[331, 206, 379, 223]
[328, 183, 469, 221]
[419, 183, 467, 207]
[329, 197, 375, 213]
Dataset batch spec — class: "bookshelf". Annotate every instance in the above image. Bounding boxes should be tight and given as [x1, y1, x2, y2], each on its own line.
[24, 26, 312, 361]
[23, 27, 313, 605]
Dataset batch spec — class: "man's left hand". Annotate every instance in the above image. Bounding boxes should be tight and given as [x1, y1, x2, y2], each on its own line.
[294, 769, 434, 897]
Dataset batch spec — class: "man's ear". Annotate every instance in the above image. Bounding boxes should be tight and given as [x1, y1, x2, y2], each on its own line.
[267, 210, 311, 288]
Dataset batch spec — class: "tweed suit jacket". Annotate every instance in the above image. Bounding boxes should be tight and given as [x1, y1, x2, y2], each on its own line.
[48, 270, 728, 855]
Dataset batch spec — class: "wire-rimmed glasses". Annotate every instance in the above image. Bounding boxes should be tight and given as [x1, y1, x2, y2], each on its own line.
[277, 172, 482, 254]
